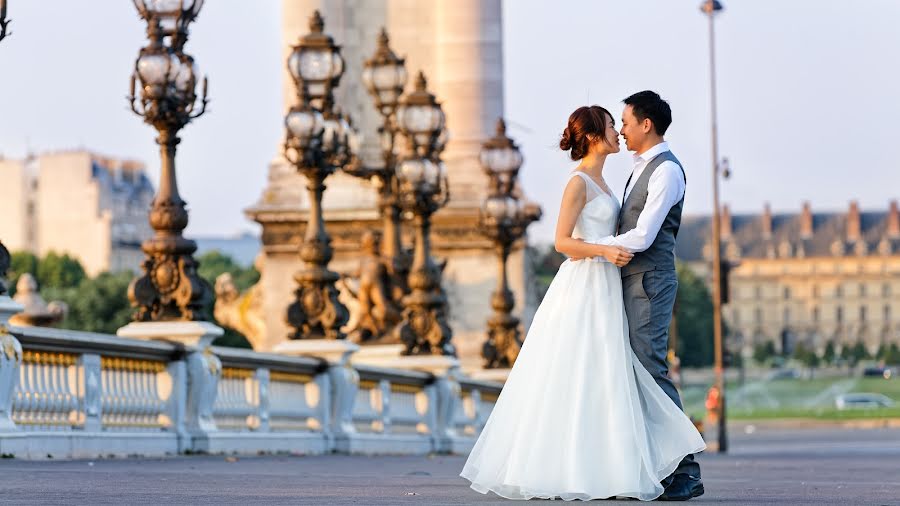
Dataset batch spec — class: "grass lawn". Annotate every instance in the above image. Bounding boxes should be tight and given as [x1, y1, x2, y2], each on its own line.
[680, 376, 900, 421]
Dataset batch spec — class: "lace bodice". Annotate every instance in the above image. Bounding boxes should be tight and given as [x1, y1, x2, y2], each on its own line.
[569, 171, 620, 243]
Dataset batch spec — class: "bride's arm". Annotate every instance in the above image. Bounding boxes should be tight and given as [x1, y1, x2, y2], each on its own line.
[554, 177, 634, 267]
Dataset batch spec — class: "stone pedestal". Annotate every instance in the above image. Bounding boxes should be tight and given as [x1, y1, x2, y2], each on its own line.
[0, 296, 24, 433]
[117, 321, 223, 452]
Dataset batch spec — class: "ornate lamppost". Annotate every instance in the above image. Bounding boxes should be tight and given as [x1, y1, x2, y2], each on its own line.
[478, 119, 541, 368]
[393, 72, 454, 356]
[344, 28, 411, 311]
[283, 11, 356, 340]
[0, 0, 11, 43]
[126, 0, 211, 322]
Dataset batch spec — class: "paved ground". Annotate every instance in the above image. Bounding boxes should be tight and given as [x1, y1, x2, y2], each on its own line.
[1, 425, 899, 505]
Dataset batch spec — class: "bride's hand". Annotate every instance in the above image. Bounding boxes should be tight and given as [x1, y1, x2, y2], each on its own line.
[601, 246, 634, 267]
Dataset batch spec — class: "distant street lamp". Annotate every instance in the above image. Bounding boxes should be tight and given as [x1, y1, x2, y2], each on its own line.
[283, 11, 356, 340]
[393, 72, 455, 356]
[478, 119, 541, 368]
[0, 0, 11, 43]
[701, 0, 728, 453]
[344, 28, 411, 310]
[127, 0, 212, 321]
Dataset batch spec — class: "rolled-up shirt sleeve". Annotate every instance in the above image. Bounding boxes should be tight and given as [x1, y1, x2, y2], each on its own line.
[587, 161, 685, 253]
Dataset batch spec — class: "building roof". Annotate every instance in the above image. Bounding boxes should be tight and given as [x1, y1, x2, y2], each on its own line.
[676, 201, 900, 262]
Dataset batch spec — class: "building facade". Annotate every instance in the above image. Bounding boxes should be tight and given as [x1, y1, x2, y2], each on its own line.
[0, 151, 154, 276]
[244, 0, 540, 370]
[677, 201, 900, 358]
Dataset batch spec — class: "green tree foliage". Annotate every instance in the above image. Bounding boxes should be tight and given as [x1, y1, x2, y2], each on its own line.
[877, 342, 900, 365]
[196, 251, 259, 349]
[36, 251, 86, 289]
[753, 341, 777, 366]
[822, 341, 836, 365]
[792, 342, 820, 370]
[840, 340, 870, 367]
[8, 251, 39, 296]
[674, 263, 714, 367]
[45, 272, 134, 334]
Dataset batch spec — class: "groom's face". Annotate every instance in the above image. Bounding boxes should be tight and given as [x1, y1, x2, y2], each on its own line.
[621, 105, 648, 153]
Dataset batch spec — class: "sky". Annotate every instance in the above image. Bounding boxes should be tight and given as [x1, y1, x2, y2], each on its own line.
[1, 0, 898, 244]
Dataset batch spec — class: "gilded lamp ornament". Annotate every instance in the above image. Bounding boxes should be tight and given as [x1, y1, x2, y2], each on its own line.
[393, 72, 455, 356]
[283, 11, 357, 340]
[127, 0, 212, 321]
[342, 28, 412, 341]
[479, 119, 541, 368]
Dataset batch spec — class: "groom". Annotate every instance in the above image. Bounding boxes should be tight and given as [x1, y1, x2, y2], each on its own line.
[591, 91, 703, 501]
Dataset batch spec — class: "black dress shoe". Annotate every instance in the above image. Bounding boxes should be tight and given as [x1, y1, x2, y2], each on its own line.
[657, 474, 704, 501]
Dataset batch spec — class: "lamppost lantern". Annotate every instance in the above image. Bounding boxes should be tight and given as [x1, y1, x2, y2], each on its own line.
[480, 118, 524, 195]
[288, 10, 344, 110]
[362, 28, 408, 117]
[397, 72, 445, 159]
[133, 0, 204, 50]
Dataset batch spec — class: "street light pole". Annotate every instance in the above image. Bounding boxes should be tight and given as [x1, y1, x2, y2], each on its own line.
[702, 0, 728, 453]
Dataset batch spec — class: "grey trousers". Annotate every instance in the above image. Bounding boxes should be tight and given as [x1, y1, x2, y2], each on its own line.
[622, 269, 701, 480]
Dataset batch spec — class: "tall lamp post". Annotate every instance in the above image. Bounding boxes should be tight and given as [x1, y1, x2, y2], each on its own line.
[127, 0, 211, 322]
[394, 72, 455, 356]
[478, 119, 541, 368]
[283, 11, 355, 340]
[701, 0, 728, 453]
[346, 28, 411, 306]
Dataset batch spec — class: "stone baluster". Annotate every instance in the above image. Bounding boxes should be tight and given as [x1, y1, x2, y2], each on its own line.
[255, 368, 270, 432]
[81, 354, 102, 432]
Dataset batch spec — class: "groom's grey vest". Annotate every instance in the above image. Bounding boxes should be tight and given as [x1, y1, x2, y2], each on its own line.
[618, 150, 686, 277]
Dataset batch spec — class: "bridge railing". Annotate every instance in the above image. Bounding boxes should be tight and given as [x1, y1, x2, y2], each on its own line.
[0, 324, 502, 459]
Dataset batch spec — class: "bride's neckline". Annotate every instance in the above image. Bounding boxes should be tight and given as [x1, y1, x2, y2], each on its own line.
[572, 169, 614, 199]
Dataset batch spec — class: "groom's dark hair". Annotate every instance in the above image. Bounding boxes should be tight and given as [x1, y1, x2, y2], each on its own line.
[623, 90, 672, 136]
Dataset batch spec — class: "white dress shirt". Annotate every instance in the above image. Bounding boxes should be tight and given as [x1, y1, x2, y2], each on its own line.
[592, 141, 685, 253]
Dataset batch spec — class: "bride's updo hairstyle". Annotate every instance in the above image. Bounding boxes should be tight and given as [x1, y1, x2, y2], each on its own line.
[559, 105, 613, 161]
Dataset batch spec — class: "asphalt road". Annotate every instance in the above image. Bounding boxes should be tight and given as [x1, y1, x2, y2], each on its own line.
[1, 425, 898, 505]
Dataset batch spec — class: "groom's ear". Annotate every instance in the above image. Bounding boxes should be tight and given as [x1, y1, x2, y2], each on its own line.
[641, 117, 654, 134]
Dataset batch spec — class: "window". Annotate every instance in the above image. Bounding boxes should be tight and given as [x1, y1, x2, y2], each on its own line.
[812, 285, 819, 298]
[885, 284, 892, 298]
[755, 308, 763, 324]
[755, 286, 762, 298]
[860, 284, 867, 297]
[860, 306, 867, 323]
[837, 307, 843, 324]
[836, 285, 843, 298]
[783, 287, 791, 300]
[884, 305, 891, 322]
[812, 306, 819, 322]
[784, 308, 791, 324]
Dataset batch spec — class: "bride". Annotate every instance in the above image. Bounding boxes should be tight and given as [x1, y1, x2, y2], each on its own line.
[460, 105, 705, 501]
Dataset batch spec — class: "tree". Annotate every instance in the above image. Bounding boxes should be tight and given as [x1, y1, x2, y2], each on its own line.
[881, 343, 900, 365]
[822, 341, 836, 365]
[44, 272, 134, 334]
[753, 340, 777, 366]
[841, 340, 870, 368]
[674, 263, 714, 367]
[792, 342, 820, 375]
[36, 251, 86, 289]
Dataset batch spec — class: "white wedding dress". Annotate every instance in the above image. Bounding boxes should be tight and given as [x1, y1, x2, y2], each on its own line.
[460, 172, 706, 501]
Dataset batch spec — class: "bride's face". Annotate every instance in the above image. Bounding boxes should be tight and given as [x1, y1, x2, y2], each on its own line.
[604, 115, 621, 154]
[592, 114, 620, 155]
